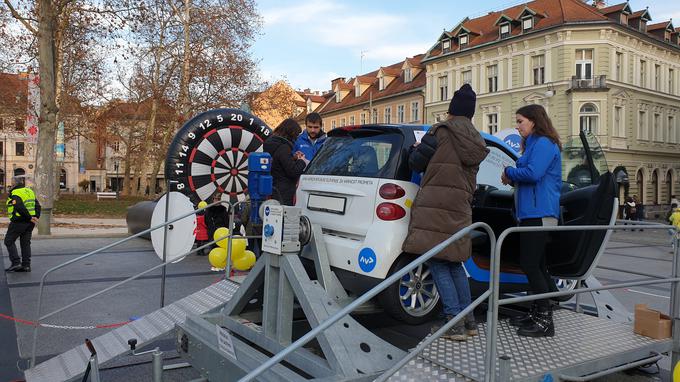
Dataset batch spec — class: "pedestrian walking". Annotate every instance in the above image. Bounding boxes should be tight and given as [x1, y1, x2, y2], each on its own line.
[264, 118, 308, 206]
[623, 196, 638, 229]
[501, 104, 562, 337]
[4, 176, 41, 273]
[403, 84, 489, 341]
[293, 112, 326, 161]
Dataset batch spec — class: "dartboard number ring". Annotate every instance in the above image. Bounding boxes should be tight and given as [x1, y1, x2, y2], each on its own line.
[165, 108, 272, 205]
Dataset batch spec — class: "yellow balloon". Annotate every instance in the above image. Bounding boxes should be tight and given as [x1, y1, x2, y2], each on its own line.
[213, 227, 230, 248]
[208, 247, 227, 269]
[233, 250, 256, 271]
[226, 236, 247, 259]
[674, 360, 680, 381]
[197, 201, 208, 209]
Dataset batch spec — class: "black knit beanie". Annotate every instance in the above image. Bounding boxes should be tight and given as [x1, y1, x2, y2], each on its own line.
[448, 84, 477, 119]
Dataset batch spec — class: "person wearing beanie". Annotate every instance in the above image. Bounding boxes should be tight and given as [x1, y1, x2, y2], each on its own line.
[403, 84, 489, 341]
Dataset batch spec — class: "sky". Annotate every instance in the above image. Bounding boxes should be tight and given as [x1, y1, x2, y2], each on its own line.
[252, 0, 680, 92]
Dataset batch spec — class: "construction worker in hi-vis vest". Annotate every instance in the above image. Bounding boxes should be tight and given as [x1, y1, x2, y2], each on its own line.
[4, 176, 41, 272]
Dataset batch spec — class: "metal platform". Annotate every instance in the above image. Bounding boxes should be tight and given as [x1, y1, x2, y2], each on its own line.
[390, 309, 671, 381]
[24, 279, 239, 382]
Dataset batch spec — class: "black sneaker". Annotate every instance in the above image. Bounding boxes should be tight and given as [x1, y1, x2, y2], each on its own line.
[464, 314, 478, 336]
[5, 264, 23, 272]
[517, 309, 554, 337]
[15, 266, 31, 272]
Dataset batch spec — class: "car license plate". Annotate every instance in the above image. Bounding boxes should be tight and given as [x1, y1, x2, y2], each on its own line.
[307, 194, 346, 214]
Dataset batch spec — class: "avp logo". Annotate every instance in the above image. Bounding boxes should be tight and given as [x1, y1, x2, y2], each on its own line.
[503, 134, 521, 153]
[264, 206, 270, 216]
[358, 248, 377, 273]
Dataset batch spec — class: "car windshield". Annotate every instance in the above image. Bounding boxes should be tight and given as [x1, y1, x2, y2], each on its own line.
[306, 130, 403, 179]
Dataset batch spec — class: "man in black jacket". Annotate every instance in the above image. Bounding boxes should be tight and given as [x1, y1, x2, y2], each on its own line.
[5, 176, 41, 272]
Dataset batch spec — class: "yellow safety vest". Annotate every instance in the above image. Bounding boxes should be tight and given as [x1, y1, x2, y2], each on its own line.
[6, 187, 37, 219]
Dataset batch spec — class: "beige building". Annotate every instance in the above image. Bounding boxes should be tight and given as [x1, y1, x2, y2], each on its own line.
[316, 55, 426, 129]
[424, 0, 680, 215]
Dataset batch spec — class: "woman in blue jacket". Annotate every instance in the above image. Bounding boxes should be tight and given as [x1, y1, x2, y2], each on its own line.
[501, 104, 562, 337]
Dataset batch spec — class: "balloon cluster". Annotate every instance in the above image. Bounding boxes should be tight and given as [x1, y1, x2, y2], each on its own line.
[208, 227, 256, 271]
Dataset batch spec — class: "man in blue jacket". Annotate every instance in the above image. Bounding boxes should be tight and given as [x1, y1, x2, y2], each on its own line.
[293, 112, 326, 161]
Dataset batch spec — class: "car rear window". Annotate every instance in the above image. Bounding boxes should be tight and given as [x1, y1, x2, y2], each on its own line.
[306, 130, 404, 179]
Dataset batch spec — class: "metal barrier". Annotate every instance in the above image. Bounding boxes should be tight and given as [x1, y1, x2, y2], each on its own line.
[29, 197, 248, 366]
[236, 222, 497, 382]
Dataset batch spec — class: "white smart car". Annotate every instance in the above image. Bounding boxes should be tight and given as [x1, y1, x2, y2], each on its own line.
[297, 124, 616, 324]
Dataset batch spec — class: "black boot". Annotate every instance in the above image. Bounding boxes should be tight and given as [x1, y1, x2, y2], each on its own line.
[509, 303, 536, 328]
[517, 307, 554, 337]
[5, 264, 22, 272]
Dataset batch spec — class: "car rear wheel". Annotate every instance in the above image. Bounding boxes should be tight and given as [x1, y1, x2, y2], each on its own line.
[378, 255, 441, 324]
[552, 278, 578, 302]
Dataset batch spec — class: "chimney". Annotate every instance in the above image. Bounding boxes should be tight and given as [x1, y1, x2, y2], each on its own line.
[592, 0, 606, 9]
[331, 77, 346, 89]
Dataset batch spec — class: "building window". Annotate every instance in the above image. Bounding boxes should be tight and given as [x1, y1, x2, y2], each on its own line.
[411, 101, 420, 122]
[532, 55, 545, 85]
[575, 49, 593, 79]
[640, 60, 646, 87]
[372, 109, 378, 124]
[615, 52, 623, 81]
[379, 76, 385, 91]
[613, 106, 625, 137]
[331, 120, 336, 129]
[360, 112, 366, 125]
[579, 103, 598, 135]
[522, 17, 533, 32]
[669, 69, 675, 95]
[499, 23, 510, 39]
[487, 65, 498, 93]
[655, 64, 661, 90]
[438, 75, 448, 101]
[340, 118, 346, 127]
[384, 107, 392, 123]
[397, 105, 405, 123]
[638, 110, 647, 140]
[462, 70, 472, 85]
[654, 113, 662, 141]
[15, 142, 25, 156]
[15, 118, 24, 132]
[349, 115, 355, 125]
[487, 113, 498, 134]
[113, 141, 120, 152]
[442, 39, 451, 53]
[459, 34, 468, 48]
[404, 68, 412, 83]
[355, 85, 361, 97]
[668, 115, 676, 143]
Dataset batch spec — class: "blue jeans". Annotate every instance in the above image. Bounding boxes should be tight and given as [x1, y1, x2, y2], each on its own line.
[428, 259, 472, 316]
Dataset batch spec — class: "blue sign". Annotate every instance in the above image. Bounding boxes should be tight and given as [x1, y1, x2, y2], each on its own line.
[358, 248, 377, 273]
[494, 128, 522, 153]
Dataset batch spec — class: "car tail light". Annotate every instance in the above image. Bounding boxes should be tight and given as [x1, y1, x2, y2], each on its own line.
[376, 202, 406, 221]
[379, 183, 405, 200]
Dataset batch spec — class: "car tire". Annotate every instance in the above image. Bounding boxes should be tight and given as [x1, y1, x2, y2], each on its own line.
[378, 254, 441, 325]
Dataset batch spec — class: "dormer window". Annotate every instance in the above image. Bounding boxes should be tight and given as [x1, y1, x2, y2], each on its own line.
[500, 23, 510, 39]
[379, 76, 385, 91]
[522, 16, 533, 32]
[639, 20, 647, 32]
[442, 39, 451, 53]
[404, 68, 413, 83]
[355, 84, 361, 97]
[459, 34, 468, 48]
[335, 92, 340, 103]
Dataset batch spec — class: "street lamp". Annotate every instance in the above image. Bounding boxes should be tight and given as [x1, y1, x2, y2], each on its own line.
[114, 160, 120, 198]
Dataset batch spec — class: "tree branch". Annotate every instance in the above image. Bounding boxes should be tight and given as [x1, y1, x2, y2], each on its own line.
[2, 0, 38, 34]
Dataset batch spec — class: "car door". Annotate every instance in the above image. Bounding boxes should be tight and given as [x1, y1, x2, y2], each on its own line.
[546, 131, 617, 279]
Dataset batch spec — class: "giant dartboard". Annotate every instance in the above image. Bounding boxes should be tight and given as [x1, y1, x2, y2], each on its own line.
[165, 109, 272, 205]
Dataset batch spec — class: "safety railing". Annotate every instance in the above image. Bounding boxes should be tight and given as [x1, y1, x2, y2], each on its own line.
[241, 219, 678, 382]
[483, 222, 679, 382]
[236, 222, 497, 382]
[29, 197, 250, 367]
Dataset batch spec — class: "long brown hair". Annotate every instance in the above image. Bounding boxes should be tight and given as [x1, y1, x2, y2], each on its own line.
[516, 104, 562, 152]
[274, 118, 302, 142]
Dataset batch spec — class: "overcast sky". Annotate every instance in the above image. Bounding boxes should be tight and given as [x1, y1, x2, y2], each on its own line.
[252, 0, 680, 92]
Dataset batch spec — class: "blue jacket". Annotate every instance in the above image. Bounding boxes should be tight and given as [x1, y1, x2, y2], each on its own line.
[505, 134, 561, 221]
[293, 130, 326, 160]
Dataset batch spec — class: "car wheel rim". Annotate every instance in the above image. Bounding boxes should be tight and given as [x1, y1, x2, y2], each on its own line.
[398, 263, 439, 317]
[554, 278, 577, 292]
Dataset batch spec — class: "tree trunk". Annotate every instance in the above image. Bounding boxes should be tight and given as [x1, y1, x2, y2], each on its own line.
[140, 98, 159, 196]
[35, 0, 59, 235]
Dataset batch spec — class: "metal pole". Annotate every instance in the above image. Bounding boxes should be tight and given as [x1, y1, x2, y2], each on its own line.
[115, 161, 119, 198]
[670, 232, 680, 370]
[574, 280, 583, 314]
[160, 181, 171, 308]
[89, 356, 101, 382]
[226, 201, 235, 277]
[484, 227, 505, 382]
[152, 349, 163, 382]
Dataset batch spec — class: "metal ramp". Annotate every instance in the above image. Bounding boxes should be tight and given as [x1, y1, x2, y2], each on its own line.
[24, 279, 239, 382]
[390, 309, 671, 381]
